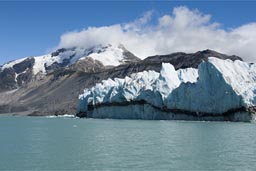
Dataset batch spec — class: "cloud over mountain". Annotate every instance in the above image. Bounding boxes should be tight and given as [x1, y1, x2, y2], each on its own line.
[58, 6, 256, 62]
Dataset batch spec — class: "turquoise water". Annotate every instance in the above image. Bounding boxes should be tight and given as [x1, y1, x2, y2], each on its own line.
[0, 116, 256, 170]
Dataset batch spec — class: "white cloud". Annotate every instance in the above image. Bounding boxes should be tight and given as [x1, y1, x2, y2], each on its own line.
[124, 10, 154, 31]
[58, 6, 256, 62]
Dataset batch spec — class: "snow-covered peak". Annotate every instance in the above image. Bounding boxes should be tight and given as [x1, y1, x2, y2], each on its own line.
[1, 44, 139, 76]
[79, 44, 127, 66]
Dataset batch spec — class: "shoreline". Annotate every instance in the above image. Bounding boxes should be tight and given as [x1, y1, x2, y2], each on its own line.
[1, 106, 255, 123]
[0, 111, 34, 116]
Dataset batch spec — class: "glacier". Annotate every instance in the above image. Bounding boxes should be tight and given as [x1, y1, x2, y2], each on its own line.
[78, 57, 256, 122]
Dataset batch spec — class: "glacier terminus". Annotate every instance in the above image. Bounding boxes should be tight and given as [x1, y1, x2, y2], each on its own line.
[78, 57, 256, 122]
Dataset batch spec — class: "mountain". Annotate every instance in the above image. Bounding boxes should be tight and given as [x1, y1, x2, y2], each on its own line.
[78, 58, 256, 122]
[0, 47, 247, 117]
[0, 44, 140, 92]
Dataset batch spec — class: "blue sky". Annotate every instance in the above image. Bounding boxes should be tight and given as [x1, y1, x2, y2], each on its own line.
[1, 1, 256, 64]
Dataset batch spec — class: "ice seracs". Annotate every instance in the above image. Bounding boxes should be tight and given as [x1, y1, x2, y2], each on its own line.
[78, 57, 256, 121]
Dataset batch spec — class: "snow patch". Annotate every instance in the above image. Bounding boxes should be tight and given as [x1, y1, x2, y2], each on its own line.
[2, 57, 27, 70]
[87, 45, 124, 66]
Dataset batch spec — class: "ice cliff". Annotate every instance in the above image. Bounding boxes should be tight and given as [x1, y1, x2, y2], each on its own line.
[78, 57, 256, 121]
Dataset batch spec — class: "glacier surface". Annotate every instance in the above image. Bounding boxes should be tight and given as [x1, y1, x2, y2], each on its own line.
[78, 57, 256, 121]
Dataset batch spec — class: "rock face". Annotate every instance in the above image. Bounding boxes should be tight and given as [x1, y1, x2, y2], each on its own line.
[0, 47, 248, 118]
[78, 58, 256, 122]
[144, 49, 242, 69]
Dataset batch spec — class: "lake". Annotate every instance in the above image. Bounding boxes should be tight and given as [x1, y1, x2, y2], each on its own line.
[0, 116, 256, 170]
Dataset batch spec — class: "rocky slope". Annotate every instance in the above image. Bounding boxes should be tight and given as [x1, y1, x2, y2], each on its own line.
[0, 47, 245, 117]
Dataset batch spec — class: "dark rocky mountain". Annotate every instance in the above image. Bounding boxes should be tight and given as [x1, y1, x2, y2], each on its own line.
[141, 49, 242, 71]
[0, 58, 35, 92]
[0, 48, 243, 116]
